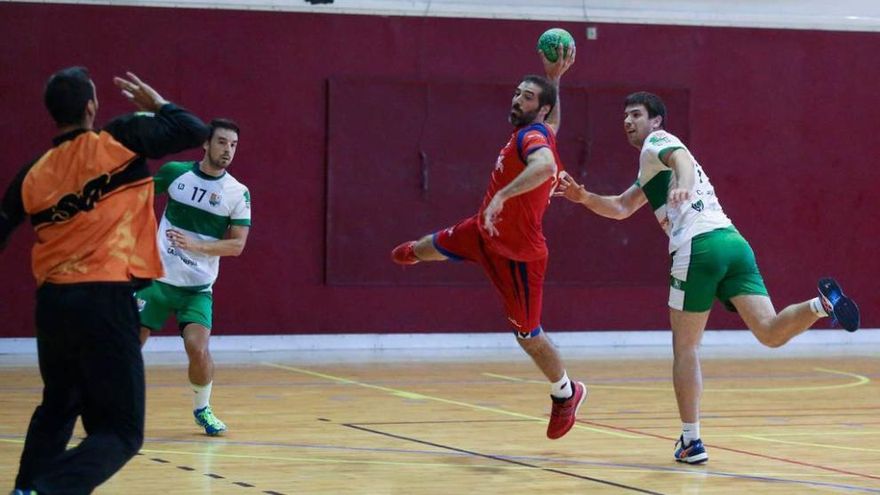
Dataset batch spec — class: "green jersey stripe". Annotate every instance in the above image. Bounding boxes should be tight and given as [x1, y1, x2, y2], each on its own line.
[641, 170, 672, 211]
[658, 146, 683, 165]
[165, 198, 231, 239]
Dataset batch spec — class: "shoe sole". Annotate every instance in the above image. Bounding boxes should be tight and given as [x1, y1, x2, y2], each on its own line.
[194, 418, 227, 436]
[833, 296, 860, 332]
[548, 382, 588, 440]
[676, 451, 709, 464]
[819, 278, 860, 332]
[196, 421, 227, 436]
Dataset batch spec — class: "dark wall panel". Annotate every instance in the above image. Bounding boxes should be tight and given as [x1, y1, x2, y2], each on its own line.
[326, 78, 687, 288]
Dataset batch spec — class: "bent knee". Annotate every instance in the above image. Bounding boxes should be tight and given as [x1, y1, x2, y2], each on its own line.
[111, 429, 144, 460]
[751, 325, 787, 347]
[126, 431, 145, 456]
[186, 346, 211, 361]
[755, 333, 787, 348]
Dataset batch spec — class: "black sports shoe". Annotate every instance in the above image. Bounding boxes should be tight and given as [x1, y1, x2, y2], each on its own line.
[818, 278, 860, 332]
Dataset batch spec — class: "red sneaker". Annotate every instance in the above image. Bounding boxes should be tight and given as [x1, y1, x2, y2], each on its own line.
[391, 241, 420, 265]
[546, 381, 586, 439]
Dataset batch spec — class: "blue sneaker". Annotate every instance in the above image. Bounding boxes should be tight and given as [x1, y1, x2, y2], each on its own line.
[194, 406, 227, 436]
[818, 278, 860, 332]
[674, 435, 708, 464]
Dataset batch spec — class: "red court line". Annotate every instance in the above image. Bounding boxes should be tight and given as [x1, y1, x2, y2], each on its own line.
[590, 411, 880, 421]
[601, 422, 880, 429]
[581, 419, 880, 482]
[588, 405, 880, 415]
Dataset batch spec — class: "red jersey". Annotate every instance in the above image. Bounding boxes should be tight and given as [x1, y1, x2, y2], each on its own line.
[477, 123, 564, 261]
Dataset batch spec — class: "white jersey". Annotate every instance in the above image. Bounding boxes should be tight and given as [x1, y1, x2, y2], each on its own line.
[154, 161, 251, 290]
[636, 130, 731, 253]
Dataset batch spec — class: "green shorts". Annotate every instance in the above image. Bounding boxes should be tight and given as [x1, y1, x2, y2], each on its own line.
[136, 280, 213, 333]
[669, 226, 769, 312]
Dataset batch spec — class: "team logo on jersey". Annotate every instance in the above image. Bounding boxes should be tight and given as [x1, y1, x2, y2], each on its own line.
[691, 200, 704, 212]
[209, 192, 221, 207]
[494, 154, 505, 173]
[136, 297, 146, 312]
[649, 134, 671, 146]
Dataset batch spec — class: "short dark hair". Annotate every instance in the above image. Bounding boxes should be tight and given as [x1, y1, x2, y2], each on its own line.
[208, 118, 240, 140]
[44, 66, 94, 126]
[624, 91, 667, 128]
[522, 75, 557, 117]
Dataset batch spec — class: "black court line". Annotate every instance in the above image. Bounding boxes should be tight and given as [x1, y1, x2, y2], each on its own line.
[343, 423, 666, 495]
[137, 450, 282, 493]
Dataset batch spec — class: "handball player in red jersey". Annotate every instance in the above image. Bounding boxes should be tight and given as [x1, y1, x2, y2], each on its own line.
[392, 46, 585, 439]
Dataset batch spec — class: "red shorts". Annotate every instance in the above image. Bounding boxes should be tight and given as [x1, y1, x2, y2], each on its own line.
[433, 215, 547, 336]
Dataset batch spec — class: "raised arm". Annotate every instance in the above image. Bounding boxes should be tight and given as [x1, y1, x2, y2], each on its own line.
[103, 72, 209, 159]
[555, 171, 647, 220]
[541, 44, 576, 135]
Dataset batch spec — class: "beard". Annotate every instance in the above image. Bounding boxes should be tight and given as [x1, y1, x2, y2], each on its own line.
[509, 107, 540, 127]
[207, 152, 231, 169]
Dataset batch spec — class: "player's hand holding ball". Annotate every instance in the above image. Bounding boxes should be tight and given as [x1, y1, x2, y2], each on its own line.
[538, 28, 576, 79]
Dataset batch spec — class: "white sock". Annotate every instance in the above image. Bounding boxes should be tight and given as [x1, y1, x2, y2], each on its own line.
[682, 422, 700, 446]
[809, 297, 829, 317]
[192, 381, 213, 411]
[550, 372, 572, 399]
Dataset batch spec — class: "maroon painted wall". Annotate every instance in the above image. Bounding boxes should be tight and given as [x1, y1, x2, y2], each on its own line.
[0, 3, 876, 336]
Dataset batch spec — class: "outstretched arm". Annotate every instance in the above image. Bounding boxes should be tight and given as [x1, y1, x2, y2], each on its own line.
[555, 171, 647, 220]
[482, 147, 557, 236]
[541, 44, 576, 135]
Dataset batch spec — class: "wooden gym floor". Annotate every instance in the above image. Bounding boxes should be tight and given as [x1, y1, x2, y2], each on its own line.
[1, 346, 879, 494]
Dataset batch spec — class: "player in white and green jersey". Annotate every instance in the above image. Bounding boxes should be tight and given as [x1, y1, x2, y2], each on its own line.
[136, 118, 251, 436]
[556, 92, 859, 464]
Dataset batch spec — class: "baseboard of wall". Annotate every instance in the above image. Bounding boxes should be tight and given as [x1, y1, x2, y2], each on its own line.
[1, 329, 876, 355]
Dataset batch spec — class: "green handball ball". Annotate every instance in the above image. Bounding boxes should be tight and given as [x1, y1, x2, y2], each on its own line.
[537, 28, 574, 62]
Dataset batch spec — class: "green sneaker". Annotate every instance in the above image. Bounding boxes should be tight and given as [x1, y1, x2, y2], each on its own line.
[194, 406, 227, 436]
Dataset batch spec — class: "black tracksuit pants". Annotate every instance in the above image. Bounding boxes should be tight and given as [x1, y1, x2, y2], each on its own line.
[15, 283, 145, 495]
